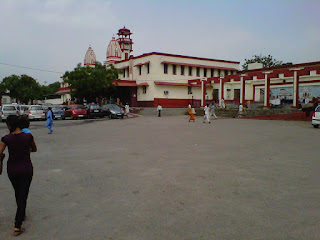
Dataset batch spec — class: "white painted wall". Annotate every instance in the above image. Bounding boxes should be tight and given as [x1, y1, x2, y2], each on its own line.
[115, 53, 239, 102]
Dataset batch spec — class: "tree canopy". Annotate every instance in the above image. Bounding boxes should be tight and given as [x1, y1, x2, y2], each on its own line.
[63, 62, 120, 102]
[242, 54, 283, 70]
[1, 74, 42, 103]
[0, 74, 60, 103]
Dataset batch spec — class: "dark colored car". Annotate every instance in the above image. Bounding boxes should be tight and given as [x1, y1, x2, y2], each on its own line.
[64, 105, 87, 119]
[52, 106, 66, 120]
[87, 104, 104, 118]
[101, 104, 124, 119]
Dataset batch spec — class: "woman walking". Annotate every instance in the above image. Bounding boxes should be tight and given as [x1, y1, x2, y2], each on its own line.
[0, 115, 37, 236]
[46, 107, 53, 134]
[188, 105, 195, 122]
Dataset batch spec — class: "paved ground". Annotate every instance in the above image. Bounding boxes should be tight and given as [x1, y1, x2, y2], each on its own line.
[0, 116, 319, 240]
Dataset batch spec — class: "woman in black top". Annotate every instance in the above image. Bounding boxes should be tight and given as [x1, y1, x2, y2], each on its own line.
[0, 115, 37, 236]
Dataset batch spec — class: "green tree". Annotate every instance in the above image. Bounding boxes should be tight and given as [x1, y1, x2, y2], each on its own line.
[242, 54, 283, 70]
[63, 62, 120, 102]
[38, 81, 61, 100]
[1, 74, 42, 103]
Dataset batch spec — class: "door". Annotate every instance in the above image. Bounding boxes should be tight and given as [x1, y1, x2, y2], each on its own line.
[234, 89, 240, 103]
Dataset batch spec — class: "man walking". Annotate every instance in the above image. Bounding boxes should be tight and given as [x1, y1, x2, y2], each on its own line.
[203, 103, 211, 123]
[157, 104, 163, 117]
[210, 102, 218, 120]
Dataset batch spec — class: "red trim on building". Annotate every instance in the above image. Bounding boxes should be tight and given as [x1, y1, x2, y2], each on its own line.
[118, 66, 129, 70]
[239, 61, 320, 74]
[137, 82, 149, 86]
[56, 87, 70, 95]
[133, 61, 150, 67]
[115, 52, 240, 64]
[252, 79, 320, 87]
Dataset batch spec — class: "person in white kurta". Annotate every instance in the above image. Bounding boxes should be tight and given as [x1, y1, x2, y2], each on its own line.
[157, 104, 162, 117]
[210, 103, 218, 119]
[125, 103, 130, 118]
[238, 104, 243, 117]
[203, 104, 211, 123]
[221, 98, 226, 109]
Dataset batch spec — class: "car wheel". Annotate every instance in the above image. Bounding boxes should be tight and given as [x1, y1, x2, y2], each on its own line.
[313, 125, 319, 128]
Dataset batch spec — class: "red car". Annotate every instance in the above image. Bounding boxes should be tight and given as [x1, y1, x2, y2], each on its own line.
[64, 105, 87, 119]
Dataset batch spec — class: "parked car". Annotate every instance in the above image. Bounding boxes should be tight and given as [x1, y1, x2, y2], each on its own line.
[51, 106, 66, 120]
[26, 105, 46, 120]
[312, 105, 320, 128]
[1, 104, 20, 121]
[87, 104, 105, 118]
[101, 104, 124, 119]
[18, 105, 29, 116]
[64, 105, 87, 119]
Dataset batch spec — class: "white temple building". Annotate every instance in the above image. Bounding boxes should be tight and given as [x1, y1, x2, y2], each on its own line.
[57, 26, 320, 108]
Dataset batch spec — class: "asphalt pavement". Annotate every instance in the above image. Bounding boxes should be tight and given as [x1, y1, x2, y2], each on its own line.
[0, 116, 319, 240]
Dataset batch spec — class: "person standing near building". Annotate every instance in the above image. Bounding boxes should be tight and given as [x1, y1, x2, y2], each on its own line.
[221, 98, 226, 109]
[157, 104, 163, 117]
[46, 107, 53, 134]
[0, 115, 37, 236]
[238, 103, 243, 117]
[210, 102, 218, 120]
[203, 103, 211, 123]
[125, 103, 130, 118]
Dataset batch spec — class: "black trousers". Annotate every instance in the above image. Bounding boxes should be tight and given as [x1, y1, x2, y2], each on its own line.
[9, 175, 33, 228]
[158, 110, 161, 117]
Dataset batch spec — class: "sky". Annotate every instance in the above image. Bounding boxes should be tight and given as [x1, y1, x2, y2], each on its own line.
[1, 0, 320, 85]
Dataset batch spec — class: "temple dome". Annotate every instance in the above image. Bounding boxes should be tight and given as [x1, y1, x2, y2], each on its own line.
[84, 46, 96, 66]
[106, 37, 122, 60]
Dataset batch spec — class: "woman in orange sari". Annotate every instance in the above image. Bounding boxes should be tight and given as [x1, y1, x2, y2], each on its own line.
[189, 105, 195, 122]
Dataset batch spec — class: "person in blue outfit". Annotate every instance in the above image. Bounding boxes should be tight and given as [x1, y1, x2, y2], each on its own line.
[20, 116, 31, 134]
[46, 107, 53, 134]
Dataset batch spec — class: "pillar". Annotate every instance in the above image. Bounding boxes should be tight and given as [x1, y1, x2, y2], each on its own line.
[240, 76, 245, 105]
[201, 79, 206, 107]
[293, 70, 299, 108]
[219, 78, 224, 107]
[264, 73, 271, 108]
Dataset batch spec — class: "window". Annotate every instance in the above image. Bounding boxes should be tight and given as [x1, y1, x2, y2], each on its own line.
[143, 86, 147, 94]
[211, 69, 214, 77]
[164, 64, 168, 74]
[196, 67, 200, 77]
[181, 66, 185, 75]
[218, 69, 221, 77]
[139, 65, 142, 75]
[147, 63, 150, 74]
[188, 86, 192, 94]
[189, 66, 193, 76]
[173, 65, 176, 75]
[123, 69, 126, 78]
[204, 68, 207, 77]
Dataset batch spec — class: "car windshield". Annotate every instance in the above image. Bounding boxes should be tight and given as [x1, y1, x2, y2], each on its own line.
[3, 106, 17, 111]
[31, 106, 43, 110]
[316, 106, 320, 112]
[74, 106, 86, 110]
[52, 107, 63, 111]
[110, 105, 121, 111]
[20, 106, 28, 110]
[90, 105, 101, 110]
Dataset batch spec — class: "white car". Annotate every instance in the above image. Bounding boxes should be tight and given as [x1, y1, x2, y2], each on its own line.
[1, 104, 20, 122]
[312, 105, 320, 128]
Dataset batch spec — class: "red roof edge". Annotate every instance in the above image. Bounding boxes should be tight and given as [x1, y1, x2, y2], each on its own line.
[115, 52, 240, 64]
